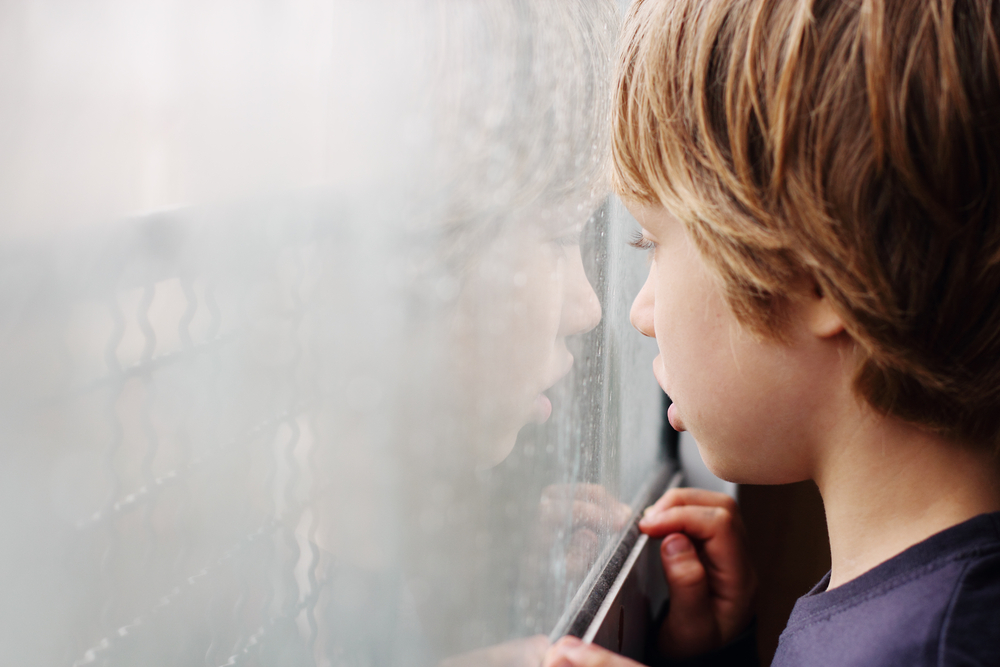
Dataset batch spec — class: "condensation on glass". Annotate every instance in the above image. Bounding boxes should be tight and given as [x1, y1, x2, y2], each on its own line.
[0, 1, 665, 665]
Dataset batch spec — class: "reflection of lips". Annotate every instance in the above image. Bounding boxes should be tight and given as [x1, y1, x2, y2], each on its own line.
[531, 393, 553, 423]
[531, 352, 573, 424]
[546, 352, 575, 390]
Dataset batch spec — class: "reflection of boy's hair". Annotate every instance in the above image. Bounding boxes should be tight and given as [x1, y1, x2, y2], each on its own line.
[412, 0, 618, 268]
[613, 0, 1000, 450]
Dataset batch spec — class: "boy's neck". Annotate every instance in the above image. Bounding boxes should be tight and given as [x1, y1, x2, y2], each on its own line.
[814, 410, 1000, 590]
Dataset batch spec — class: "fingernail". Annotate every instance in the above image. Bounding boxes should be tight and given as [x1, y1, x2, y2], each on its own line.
[560, 635, 582, 647]
[664, 535, 692, 556]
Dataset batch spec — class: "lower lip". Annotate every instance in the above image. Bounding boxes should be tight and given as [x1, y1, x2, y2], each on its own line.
[531, 394, 553, 423]
[667, 402, 685, 431]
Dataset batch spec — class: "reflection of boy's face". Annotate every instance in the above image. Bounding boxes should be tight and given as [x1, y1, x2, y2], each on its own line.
[451, 215, 601, 467]
[626, 202, 838, 485]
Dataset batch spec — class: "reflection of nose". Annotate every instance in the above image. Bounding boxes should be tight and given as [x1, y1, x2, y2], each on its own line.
[630, 266, 655, 338]
[559, 248, 602, 336]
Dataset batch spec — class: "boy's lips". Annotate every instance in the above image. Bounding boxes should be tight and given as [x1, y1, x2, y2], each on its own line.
[666, 402, 685, 431]
[652, 354, 669, 393]
[653, 355, 685, 430]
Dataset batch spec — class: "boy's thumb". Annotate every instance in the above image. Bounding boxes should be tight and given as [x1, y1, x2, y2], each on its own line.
[658, 533, 718, 657]
[662, 533, 709, 592]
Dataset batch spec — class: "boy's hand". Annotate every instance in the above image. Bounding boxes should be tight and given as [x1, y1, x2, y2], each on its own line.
[639, 488, 756, 659]
[542, 636, 644, 667]
[439, 634, 549, 667]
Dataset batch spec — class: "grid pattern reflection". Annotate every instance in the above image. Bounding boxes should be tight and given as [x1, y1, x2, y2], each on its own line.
[0, 203, 328, 667]
[0, 1, 665, 666]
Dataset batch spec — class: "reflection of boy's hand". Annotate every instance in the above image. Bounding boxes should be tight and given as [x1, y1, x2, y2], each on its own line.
[539, 483, 632, 531]
[638, 488, 756, 659]
[538, 484, 632, 580]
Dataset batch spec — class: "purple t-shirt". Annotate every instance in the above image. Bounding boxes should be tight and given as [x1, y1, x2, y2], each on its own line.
[772, 512, 1000, 666]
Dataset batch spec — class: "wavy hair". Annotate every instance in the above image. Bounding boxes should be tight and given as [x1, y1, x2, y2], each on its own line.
[613, 0, 1000, 448]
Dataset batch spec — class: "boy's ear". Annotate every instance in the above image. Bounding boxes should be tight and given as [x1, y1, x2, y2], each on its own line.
[803, 280, 845, 339]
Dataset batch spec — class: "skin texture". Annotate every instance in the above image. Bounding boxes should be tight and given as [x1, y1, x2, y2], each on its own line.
[542, 201, 1000, 666]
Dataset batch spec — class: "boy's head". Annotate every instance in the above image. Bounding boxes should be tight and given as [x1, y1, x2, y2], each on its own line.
[615, 0, 1000, 451]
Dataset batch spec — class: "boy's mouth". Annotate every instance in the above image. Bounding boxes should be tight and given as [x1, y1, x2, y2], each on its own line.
[666, 402, 685, 431]
[653, 356, 685, 430]
[652, 355, 669, 394]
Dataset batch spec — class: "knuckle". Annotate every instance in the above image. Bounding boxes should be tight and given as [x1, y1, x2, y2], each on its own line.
[660, 488, 683, 507]
[667, 557, 707, 588]
[710, 506, 734, 529]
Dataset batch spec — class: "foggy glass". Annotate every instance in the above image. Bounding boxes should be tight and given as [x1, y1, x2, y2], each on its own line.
[0, 1, 665, 665]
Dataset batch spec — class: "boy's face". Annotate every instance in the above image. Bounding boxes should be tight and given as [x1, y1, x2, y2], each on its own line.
[450, 214, 602, 467]
[626, 201, 841, 484]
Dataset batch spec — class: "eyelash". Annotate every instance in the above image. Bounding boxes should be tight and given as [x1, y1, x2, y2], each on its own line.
[628, 230, 655, 251]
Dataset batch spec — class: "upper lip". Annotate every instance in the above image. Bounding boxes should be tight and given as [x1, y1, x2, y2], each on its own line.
[543, 350, 575, 392]
[652, 355, 669, 394]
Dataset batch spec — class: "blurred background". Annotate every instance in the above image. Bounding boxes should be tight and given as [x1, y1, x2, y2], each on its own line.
[0, 1, 673, 665]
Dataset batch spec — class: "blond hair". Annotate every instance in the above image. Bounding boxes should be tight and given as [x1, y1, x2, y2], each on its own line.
[614, 0, 1000, 448]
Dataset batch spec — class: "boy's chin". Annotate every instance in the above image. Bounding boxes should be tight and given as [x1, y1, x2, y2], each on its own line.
[474, 428, 520, 470]
[698, 445, 810, 486]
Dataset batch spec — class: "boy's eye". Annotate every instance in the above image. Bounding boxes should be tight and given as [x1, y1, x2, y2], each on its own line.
[628, 230, 656, 251]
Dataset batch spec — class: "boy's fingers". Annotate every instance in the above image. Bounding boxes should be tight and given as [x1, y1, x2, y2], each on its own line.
[440, 634, 549, 667]
[644, 487, 739, 518]
[657, 534, 720, 657]
[640, 503, 741, 540]
[542, 637, 645, 667]
[639, 505, 747, 574]
[641, 505, 755, 627]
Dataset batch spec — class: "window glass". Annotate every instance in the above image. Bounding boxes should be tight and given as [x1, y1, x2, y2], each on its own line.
[0, 1, 665, 665]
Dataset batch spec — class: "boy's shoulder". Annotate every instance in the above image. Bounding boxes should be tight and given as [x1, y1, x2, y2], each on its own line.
[773, 513, 1000, 667]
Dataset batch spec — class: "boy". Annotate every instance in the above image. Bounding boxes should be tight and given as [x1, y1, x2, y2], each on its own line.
[545, 0, 1000, 665]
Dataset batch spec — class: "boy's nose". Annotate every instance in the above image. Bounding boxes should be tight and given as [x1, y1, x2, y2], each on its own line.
[630, 269, 655, 338]
[559, 248, 602, 336]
